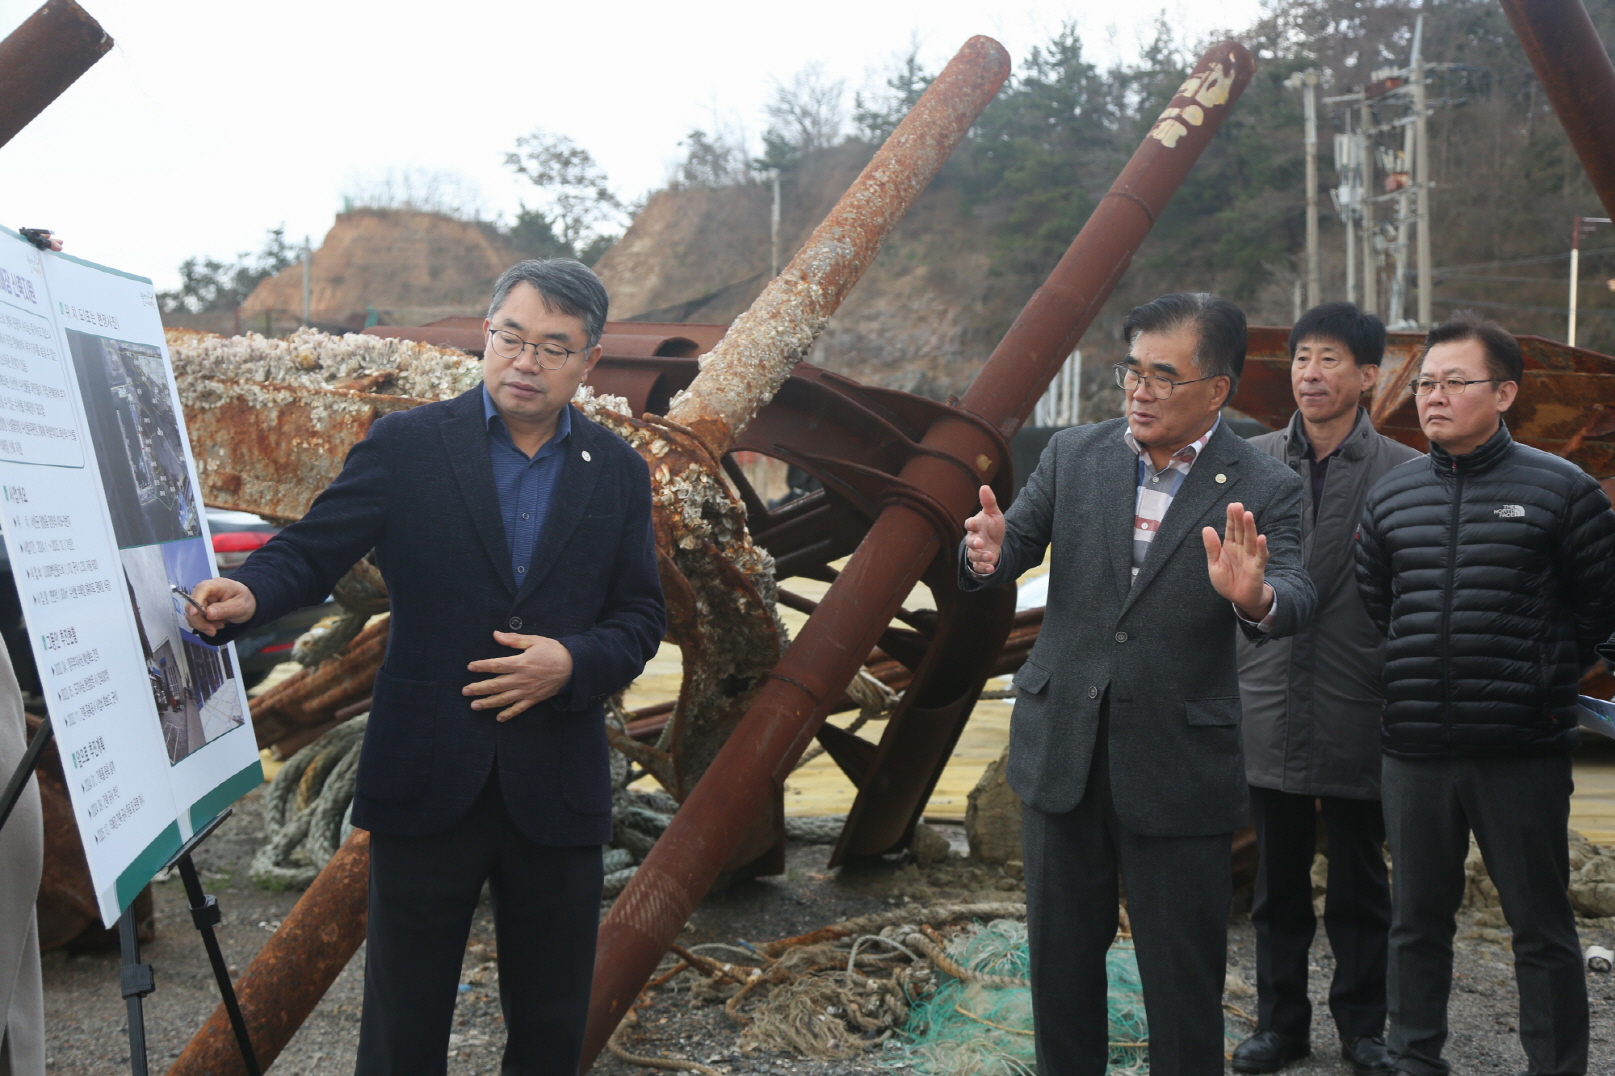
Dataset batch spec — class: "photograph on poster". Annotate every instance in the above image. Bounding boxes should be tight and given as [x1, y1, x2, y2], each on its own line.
[120, 537, 244, 765]
[66, 328, 200, 549]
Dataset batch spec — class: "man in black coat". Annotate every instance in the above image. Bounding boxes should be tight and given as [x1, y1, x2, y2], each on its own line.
[187, 259, 666, 1075]
[1233, 304, 1419, 1076]
[1356, 312, 1615, 1076]
[962, 293, 1316, 1076]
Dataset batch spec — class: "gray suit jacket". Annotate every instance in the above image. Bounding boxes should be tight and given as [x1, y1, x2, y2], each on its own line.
[961, 417, 1315, 836]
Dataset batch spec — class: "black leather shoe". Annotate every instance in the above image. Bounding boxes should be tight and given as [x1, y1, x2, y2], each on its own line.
[1341, 1035, 1396, 1076]
[1231, 1030, 1311, 1073]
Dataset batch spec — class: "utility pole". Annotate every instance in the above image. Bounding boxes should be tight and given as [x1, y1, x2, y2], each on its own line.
[1413, 15, 1432, 328]
[1288, 70, 1321, 308]
[769, 170, 781, 277]
[300, 236, 312, 328]
[1387, 121, 1415, 329]
[1361, 95, 1377, 316]
[1341, 116, 1356, 306]
[1570, 216, 1613, 347]
[1327, 89, 1366, 306]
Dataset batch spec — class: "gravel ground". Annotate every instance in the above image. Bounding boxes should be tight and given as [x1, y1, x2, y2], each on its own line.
[39, 796, 1615, 1074]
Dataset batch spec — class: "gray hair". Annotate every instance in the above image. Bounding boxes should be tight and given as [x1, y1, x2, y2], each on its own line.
[487, 259, 609, 348]
[1122, 292, 1247, 393]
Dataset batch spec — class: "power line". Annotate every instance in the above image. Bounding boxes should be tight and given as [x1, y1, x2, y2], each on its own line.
[1435, 245, 1615, 274]
[1435, 296, 1615, 318]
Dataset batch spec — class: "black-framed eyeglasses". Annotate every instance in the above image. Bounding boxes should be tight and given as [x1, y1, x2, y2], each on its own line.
[1409, 376, 1501, 396]
[486, 328, 586, 370]
[1113, 363, 1219, 398]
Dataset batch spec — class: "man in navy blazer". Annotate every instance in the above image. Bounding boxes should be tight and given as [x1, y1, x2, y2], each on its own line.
[187, 259, 666, 1075]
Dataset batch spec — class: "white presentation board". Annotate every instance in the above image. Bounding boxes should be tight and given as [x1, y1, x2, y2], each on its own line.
[0, 227, 260, 926]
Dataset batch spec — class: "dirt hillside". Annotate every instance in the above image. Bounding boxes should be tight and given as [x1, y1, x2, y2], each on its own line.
[241, 209, 517, 330]
[593, 144, 1113, 403]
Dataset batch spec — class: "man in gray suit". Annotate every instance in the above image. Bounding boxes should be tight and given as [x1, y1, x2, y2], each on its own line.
[961, 293, 1315, 1076]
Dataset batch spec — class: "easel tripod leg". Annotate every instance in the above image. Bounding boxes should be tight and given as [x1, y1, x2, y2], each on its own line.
[175, 853, 262, 1075]
[118, 908, 154, 1076]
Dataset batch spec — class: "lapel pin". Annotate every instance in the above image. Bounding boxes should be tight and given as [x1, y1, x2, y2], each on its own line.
[1215, 473, 1226, 483]
[581, 450, 592, 462]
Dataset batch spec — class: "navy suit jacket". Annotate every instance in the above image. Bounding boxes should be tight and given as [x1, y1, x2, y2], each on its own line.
[222, 386, 665, 845]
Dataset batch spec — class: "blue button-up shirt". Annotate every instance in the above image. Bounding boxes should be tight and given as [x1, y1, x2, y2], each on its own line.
[483, 386, 570, 583]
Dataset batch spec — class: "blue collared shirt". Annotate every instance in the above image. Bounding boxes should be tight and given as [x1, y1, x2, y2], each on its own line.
[483, 386, 571, 584]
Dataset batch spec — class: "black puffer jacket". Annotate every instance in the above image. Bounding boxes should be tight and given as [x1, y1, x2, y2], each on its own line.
[1355, 422, 1615, 757]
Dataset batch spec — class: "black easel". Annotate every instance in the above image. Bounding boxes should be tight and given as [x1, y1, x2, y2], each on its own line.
[120, 809, 262, 1076]
[1, 725, 260, 1076]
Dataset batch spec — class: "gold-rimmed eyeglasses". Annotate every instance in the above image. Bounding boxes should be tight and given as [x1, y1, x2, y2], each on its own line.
[1409, 376, 1500, 396]
[486, 328, 585, 370]
[1113, 363, 1218, 399]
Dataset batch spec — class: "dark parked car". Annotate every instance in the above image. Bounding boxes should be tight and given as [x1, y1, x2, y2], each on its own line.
[204, 510, 336, 688]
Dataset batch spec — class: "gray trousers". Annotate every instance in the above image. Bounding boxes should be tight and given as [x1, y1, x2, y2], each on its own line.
[1022, 702, 1232, 1076]
[1382, 753, 1587, 1076]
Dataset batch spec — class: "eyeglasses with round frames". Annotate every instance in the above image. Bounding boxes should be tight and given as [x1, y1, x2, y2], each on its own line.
[486, 328, 586, 370]
[1113, 363, 1219, 398]
[1409, 376, 1500, 396]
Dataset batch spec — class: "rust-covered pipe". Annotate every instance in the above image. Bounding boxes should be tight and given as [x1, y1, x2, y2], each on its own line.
[664, 35, 1011, 458]
[167, 830, 370, 1076]
[1499, 0, 1615, 220]
[582, 41, 1255, 1070]
[0, 0, 112, 150]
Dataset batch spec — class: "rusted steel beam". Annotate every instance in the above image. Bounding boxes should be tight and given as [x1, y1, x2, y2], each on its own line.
[0, 0, 111, 150]
[166, 829, 371, 1076]
[582, 40, 1256, 1068]
[664, 35, 1012, 458]
[1499, 0, 1615, 220]
[247, 616, 388, 749]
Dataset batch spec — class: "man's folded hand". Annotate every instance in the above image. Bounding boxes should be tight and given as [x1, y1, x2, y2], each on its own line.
[464, 632, 575, 721]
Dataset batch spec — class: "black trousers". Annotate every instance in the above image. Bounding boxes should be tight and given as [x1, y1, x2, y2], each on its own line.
[357, 772, 604, 1076]
[1248, 785, 1389, 1043]
[1022, 702, 1232, 1076]
[1382, 753, 1587, 1076]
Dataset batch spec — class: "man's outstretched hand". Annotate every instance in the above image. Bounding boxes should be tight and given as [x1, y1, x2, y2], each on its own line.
[183, 577, 258, 637]
[964, 485, 1005, 576]
[1202, 501, 1274, 621]
[464, 632, 574, 721]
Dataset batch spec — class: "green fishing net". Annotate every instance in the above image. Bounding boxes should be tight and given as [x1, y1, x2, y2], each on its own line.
[896, 919, 1149, 1076]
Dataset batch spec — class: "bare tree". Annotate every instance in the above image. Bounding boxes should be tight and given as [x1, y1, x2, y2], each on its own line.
[759, 63, 846, 166]
[674, 128, 749, 189]
[504, 131, 625, 255]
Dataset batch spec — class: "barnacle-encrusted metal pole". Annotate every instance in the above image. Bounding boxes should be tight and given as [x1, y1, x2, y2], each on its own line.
[582, 41, 1256, 1071]
[664, 34, 1012, 459]
[0, 0, 111, 151]
[601, 34, 1012, 803]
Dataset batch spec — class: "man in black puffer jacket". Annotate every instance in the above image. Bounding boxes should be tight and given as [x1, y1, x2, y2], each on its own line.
[1356, 312, 1615, 1076]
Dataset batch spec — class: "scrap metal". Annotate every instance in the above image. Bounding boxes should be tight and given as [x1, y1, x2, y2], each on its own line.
[581, 40, 1258, 1068]
[0, 0, 111, 151]
[166, 35, 1012, 1074]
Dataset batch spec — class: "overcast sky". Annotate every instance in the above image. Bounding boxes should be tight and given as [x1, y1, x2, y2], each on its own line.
[0, 0, 1265, 292]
